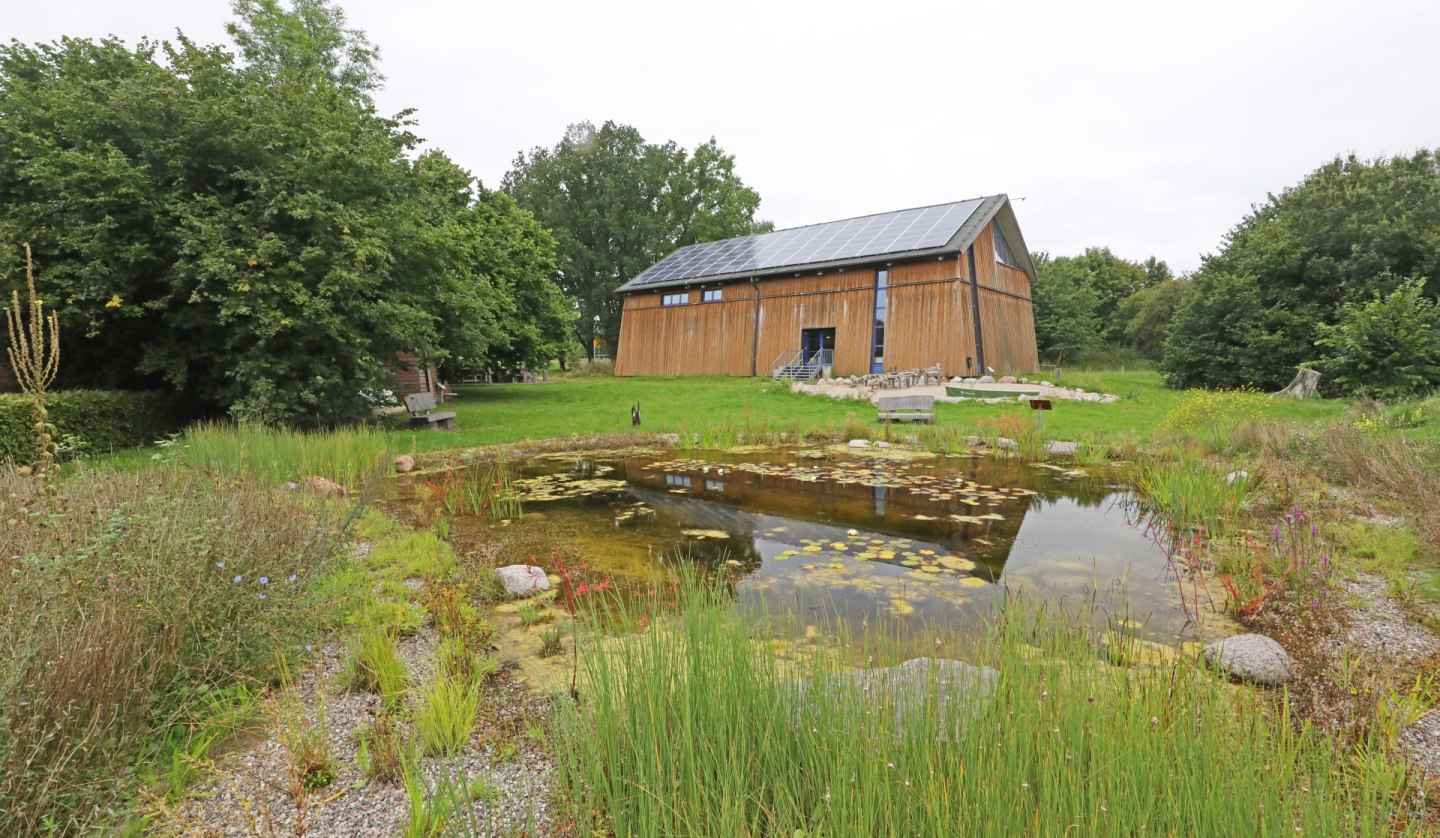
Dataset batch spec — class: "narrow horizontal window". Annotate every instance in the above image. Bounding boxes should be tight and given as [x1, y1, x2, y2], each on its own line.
[662, 293, 690, 306]
[702, 289, 722, 302]
[665, 473, 692, 487]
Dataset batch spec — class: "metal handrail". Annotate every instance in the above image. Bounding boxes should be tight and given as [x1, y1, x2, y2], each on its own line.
[806, 349, 833, 368]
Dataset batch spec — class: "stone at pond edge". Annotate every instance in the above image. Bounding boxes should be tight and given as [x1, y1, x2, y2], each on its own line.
[305, 475, 346, 497]
[1202, 634, 1294, 686]
[802, 658, 999, 736]
[999, 375, 1018, 384]
[394, 454, 415, 473]
[848, 439, 871, 448]
[996, 437, 1019, 450]
[496, 564, 551, 598]
[1046, 441, 1079, 457]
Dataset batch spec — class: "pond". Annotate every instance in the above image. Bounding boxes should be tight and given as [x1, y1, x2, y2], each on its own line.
[435, 446, 1232, 648]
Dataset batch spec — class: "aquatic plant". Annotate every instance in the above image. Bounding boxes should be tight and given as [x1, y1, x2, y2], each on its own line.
[553, 581, 1416, 836]
[1217, 506, 1335, 616]
[1131, 445, 1249, 539]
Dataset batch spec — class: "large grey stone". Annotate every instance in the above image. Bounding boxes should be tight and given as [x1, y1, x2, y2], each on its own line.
[496, 564, 550, 598]
[847, 438, 871, 448]
[1202, 634, 1295, 686]
[978, 375, 996, 384]
[995, 437, 1019, 451]
[1046, 440, 1079, 457]
[804, 657, 998, 736]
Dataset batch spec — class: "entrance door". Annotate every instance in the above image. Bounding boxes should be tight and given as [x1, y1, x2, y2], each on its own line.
[800, 328, 835, 367]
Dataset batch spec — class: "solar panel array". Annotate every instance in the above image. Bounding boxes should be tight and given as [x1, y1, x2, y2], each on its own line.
[628, 198, 987, 287]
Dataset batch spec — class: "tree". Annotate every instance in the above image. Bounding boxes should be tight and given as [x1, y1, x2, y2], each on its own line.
[1159, 272, 1308, 390]
[1031, 248, 1155, 346]
[1030, 252, 1103, 361]
[1161, 150, 1440, 392]
[0, 2, 566, 424]
[1315, 281, 1440, 400]
[502, 121, 762, 358]
[1117, 279, 1190, 360]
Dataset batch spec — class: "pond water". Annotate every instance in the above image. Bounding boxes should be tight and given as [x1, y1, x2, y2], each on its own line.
[440, 447, 1231, 647]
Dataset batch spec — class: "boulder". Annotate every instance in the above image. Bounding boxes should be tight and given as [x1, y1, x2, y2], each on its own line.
[496, 564, 551, 598]
[978, 375, 996, 384]
[1046, 440, 1079, 457]
[996, 437, 1019, 451]
[848, 439, 871, 448]
[393, 454, 415, 474]
[999, 375, 1018, 384]
[1202, 634, 1295, 686]
[305, 476, 347, 497]
[805, 658, 998, 736]
[1040, 380, 1053, 387]
[962, 377, 979, 385]
[965, 435, 985, 447]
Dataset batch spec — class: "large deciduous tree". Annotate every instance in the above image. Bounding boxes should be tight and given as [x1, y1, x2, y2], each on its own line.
[502, 121, 762, 359]
[0, 0, 568, 424]
[1160, 150, 1440, 394]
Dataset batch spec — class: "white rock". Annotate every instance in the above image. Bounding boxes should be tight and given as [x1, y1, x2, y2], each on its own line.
[978, 375, 996, 384]
[874, 440, 891, 448]
[962, 377, 979, 385]
[848, 439, 871, 448]
[996, 437, 1019, 450]
[1099, 395, 1120, 404]
[1046, 441, 1079, 457]
[1082, 392, 1103, 403]
[496, 564, 550, 597]
[1040, 381, 1053, 387]
[1019, 378, 1029, 384]
[1203, 634, 1295, 686]
[1017, 395, 1032, 404]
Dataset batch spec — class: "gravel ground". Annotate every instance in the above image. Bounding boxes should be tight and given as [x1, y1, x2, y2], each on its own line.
[161, 560, 561, 837]
[1400, 710, 1440, 779]
[1343, 573, 1439, 661]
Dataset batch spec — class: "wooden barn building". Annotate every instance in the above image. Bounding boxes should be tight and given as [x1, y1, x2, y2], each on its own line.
[614, 194, 1040, 379]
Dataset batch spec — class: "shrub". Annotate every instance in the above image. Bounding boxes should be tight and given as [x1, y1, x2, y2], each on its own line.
[0, 390, 182, 463]
[1316, 281, 1440, 400]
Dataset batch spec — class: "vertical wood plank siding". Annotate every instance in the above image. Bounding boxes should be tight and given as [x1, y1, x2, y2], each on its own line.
[614, 220, 1039, 377]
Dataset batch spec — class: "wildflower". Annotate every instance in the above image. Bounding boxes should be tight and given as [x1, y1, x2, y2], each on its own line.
[233, 575, 242, 583]
[216, 561, 225, 569]
[105, 294, 122, 308]
[258, 593, 266, 600]
[305, 645, 313, 652]
[1272, 525, 1281, 540]
[1286, 514, 1295, 523]
[259, 576, 269, 585]
[288, 574, 297, 583]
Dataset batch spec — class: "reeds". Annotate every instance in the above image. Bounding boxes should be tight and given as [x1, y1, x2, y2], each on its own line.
[176, 420, 392, 487]
[553, 583, 1414, 836]
[1131, 446, 1250, 539]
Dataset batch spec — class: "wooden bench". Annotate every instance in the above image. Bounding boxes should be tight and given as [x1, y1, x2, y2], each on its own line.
[876, 395, 935, 424]
[404, 392, 457, 429]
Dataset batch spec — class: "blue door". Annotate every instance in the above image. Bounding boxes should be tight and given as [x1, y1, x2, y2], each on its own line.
[800, 328, 835, 366]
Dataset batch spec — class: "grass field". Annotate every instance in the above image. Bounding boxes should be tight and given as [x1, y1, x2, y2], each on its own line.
[390, 370, 1348, 454]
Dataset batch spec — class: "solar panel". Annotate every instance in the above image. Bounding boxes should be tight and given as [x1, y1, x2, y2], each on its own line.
[627, 198, 987, 288]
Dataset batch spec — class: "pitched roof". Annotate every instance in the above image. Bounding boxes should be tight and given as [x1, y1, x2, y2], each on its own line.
[616, 194, 1031, 293]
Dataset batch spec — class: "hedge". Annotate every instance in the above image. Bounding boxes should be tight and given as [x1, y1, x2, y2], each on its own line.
[0, 390, 184, 464]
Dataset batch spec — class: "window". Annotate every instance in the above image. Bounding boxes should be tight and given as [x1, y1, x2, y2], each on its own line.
[870, 269, 889, 373]
[702, 289, 722, 302]
[705, 479, 725, 492]
[994, 226, 1021, 268]
[665, 473, 692, 487]
[662, 292, 690, 306]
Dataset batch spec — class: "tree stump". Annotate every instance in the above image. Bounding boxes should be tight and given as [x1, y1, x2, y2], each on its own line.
[1272, 368, 1321, 399]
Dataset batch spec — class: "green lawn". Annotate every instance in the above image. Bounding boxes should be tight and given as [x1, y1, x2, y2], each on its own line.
[392, 370, 1347, 453]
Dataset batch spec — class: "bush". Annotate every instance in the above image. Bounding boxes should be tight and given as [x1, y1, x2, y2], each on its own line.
[1316, 281, 1440, 400]
[0, 390, 182, 464]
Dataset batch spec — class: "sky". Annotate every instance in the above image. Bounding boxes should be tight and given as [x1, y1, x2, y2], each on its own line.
[8, 0, 1440, 273]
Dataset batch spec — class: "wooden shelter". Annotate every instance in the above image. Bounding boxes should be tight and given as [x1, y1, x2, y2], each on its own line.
[614, 195, 1039, 378]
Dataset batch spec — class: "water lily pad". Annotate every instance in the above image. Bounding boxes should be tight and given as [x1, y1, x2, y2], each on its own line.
[938, 556, 976, 571]
[681, 529, 730, 539]
[958, 577, 987, 588]
[890, 597, 916, 616]
[900, 559, 922, 567]
[920, 565, 943, 573]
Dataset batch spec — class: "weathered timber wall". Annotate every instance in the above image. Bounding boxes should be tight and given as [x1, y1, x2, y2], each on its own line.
[614, 220, 1039, 377]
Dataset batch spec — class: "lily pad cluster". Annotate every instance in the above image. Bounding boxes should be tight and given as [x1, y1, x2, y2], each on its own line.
[761, 526, 989, 586]
[513, 471, 629, 502]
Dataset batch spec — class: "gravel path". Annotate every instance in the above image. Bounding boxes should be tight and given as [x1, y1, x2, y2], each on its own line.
[1343, 573, 1439, 661]
[162, 586, 560, 836]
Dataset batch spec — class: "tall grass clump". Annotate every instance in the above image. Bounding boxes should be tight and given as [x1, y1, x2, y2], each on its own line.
[0, 465, 352, 834]
[342, 625, 407, 708]
[176, 420, 392, 487]
[414, 673, 480, 757]
[554, 585, 1415, 836]
[1131, 446, 1250, 539]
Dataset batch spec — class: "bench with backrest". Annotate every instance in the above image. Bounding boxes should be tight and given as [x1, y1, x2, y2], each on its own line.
[404, 392, 457, 429]
[876, 394, 935, 424]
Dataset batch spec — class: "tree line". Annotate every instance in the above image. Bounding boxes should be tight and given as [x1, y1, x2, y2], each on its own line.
[1032, 149, 1440, 400]
[0, 0, 765, 424]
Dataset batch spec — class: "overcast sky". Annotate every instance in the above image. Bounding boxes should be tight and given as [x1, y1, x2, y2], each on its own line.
[9, 0, 1439, 272]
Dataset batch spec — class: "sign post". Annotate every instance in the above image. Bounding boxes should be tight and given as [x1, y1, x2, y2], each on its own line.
[1029, 398, 1052, 431]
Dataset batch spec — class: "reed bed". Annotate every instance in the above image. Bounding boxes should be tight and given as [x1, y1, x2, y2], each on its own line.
[176, 420, 394, 487]
[554, 587, 1417, 836]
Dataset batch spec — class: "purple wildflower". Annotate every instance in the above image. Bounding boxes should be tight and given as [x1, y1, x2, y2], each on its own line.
[259, 576, 269, 585]
[233, 575, 242, 583]
[288, 574, 297, 583]
[1272, 525, 1282, 540]
[305, 645, 313, 652]
[1285, 514, 1295, 523]
[216, 561, 225, 569]
[258, 593, 266, 600]
[1311, 524, 1318, 536]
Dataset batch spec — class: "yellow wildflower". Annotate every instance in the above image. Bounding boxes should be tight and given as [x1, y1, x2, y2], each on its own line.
[105, 294, 122, 309]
